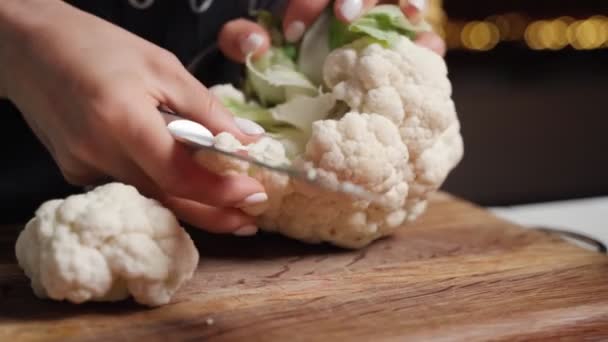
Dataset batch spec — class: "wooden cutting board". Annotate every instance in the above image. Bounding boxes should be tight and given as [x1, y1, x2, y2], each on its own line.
[1, 193, 608, 341]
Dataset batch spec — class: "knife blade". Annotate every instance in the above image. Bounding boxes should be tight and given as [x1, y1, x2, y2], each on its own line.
[160, 110, 383, 203]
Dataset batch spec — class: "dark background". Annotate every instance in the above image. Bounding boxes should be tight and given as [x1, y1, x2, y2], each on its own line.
[439, 0, 608, 205]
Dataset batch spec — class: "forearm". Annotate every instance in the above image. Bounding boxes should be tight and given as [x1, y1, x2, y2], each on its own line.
[0, 0, 61, 37]
[0, 0, 65, 99]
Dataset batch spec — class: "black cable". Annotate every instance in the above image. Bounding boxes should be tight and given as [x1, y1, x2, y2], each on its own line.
[534, 226, 607, 254]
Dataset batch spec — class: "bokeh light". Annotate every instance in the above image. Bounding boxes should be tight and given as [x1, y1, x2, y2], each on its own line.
[461, 21, 500, 51]
[444, 12, 608, 51]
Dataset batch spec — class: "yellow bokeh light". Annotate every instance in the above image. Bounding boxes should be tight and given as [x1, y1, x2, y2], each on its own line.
[567, 20, 584, 49]
[446, 13, 608, 51]
[589, 18, 608, 48]
[461, 21, 499, 51]
[460, 21, 475, 49]
[557, 16, 576, 25]
[524, 21, 543, 50]
[536, 19, 569, 50]
[551, 19, 569, 49]
[590, 15, 608, 22]
[576, 19, 602, 49]
[603, 20, 608, 47]
[536, 20, 551, 49]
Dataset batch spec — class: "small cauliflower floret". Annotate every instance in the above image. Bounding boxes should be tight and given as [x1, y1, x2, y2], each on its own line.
[305, 112, 410, 195]
[242, 137, 293, 216]
[415, 122, 464, 186]
[194, 132, 249, 176]
[15, 183, 199, 307]
[361, 87, 404, 124]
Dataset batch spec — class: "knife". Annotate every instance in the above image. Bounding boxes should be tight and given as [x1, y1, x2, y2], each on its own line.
[159, 110, 383, 203]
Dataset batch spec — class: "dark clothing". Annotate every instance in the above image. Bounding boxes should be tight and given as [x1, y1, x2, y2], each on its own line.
[0, 0, 282, 222]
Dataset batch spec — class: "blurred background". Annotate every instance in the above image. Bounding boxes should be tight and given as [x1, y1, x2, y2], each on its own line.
[429, 0, 608, 206]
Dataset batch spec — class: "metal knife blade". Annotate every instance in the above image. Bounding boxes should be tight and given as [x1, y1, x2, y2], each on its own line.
[160, 110, 382, 203]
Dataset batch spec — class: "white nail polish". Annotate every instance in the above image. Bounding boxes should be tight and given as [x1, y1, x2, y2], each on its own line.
[237, 192, 268, 207]
[340, 0, 363, 22]
[285, 21, 305, 43]
[233, 225, 258, 236]
[240, 33, 264, 55]
[234, 117, 265, 135]
[409, 0, 426, 11]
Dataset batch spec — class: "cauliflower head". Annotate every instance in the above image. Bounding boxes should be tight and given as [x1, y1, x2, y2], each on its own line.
[15, 183, 199, 307]
[202, 5, 463, 248]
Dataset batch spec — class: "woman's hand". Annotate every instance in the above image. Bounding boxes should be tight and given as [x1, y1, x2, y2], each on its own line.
[218, 0, 445, 63]
[0, 0, 267, 235]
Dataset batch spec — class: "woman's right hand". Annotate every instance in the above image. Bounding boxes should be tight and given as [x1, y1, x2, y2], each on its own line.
[0, 0, 266, 236]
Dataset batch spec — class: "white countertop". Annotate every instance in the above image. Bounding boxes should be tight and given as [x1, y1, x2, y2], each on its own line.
[489, 196, 608, 246]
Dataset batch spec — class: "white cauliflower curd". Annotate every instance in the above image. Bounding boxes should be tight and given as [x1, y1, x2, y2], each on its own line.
[15, 183, 199, 307]
[201, 5, 464, 248]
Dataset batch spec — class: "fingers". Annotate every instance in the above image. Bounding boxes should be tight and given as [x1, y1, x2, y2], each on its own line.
[415, 31, 446, 56]
[399, 0, 426, 23]
[333, 0, 379, 23]
[151, 49, 264, 145]
[111, 101, 266, 208]
[218, 18, 270, 63]
[85, 153, 258, 236]
[282, 0, 331, 42]
[164, 196, 258, 236]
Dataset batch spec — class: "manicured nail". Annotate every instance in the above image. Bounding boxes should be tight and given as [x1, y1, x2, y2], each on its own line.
[240, 32, 264, 55]
[234, 117, 264, 135]
[409, 0, 426, 11]
[237, 192, 268, 208]
[340, 0, 363, 22]
[285, 21, 305, 43]
[233, 225, 258, 236]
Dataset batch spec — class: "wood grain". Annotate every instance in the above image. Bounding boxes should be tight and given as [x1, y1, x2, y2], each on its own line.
[1, 193, 608, 341]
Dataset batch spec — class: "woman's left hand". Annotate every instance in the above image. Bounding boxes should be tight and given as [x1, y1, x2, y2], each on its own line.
[217, 0, 445, 64]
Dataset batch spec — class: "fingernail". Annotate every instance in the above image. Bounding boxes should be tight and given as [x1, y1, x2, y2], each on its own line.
[233, 225, 258, 236]
[234, 117, 265, 135]
[240, 32, 264, 55]
[237, 192, 268, 208]
[340, 0, 363, 22]
[408, 0, 426, 11]
[285, 21, 305, 43]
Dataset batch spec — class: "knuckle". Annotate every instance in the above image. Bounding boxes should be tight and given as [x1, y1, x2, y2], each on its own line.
[211, 178, 246, 205]
[91, 93, 137, 131]
[88, 89, 120, 118]
[201, 94, 218, 117]
[100, 92, 132, 116]
[154, 48, 183, 69]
